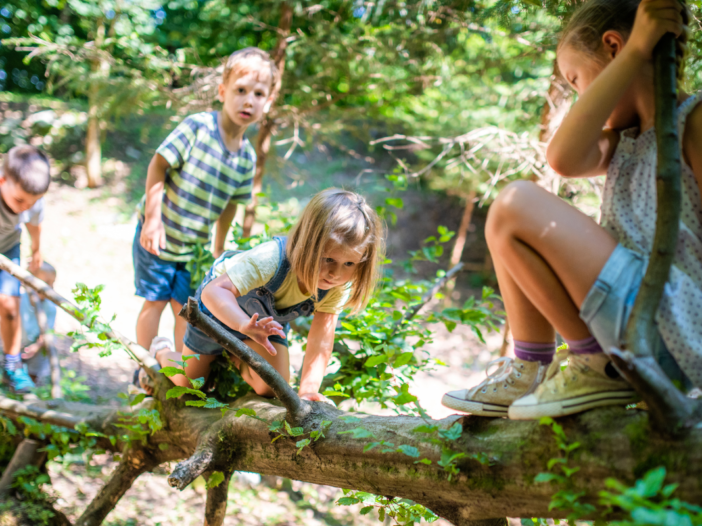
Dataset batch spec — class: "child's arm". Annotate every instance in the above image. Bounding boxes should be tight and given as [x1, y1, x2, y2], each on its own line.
[25, 223, 42, 273]
[201, 273, 286, 356]
[298, 311, 338, 401]
[547, 0, 684, 178]
[140, 153, 170, 256]
[213, 201, 238, 258]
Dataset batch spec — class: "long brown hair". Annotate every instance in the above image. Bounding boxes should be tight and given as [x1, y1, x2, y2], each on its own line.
[286, 188, 385, 314]
[561, 0, 690, 89]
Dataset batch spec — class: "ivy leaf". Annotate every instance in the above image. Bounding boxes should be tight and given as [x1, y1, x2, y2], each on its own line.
[206, 471, 225, 489]
[396, 445, 420, 458]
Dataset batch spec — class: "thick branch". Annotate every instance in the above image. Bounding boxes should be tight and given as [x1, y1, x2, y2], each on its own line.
[75, 448, 156, 526]
[204, 469, 234, 526]
[0, 254, 158, 377]
[0, 393, 84, 428]
[620, 32, 697, 432]
[180, 298, 311, 423]
[0, 438, 46, 496]
[168, 446, 214, 490]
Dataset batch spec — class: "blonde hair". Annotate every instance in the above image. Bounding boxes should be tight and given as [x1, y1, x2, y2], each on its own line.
[287, 189, 385, 315]
[561, 0, 690, 90]
[222, 47, 280, 90]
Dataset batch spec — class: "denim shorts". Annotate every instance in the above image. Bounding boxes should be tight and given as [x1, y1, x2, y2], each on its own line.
[132, 221, 195, 306]
[0, 244, 21, 297]
[580, 243, 689, 388]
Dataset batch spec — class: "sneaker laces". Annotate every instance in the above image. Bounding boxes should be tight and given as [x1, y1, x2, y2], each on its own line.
[467, 356, 515, 397]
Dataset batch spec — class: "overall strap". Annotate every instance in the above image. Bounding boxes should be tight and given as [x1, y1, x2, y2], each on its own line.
[265, 236, 290, 294]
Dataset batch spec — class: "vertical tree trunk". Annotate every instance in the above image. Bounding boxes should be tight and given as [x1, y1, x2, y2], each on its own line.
[86, 21, 106, 189]
[444, 190, 476, 304]
[242, 2, 293, 237]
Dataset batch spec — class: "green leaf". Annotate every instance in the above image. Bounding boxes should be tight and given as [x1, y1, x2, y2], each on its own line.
[296, 438, 311, 454]
[397, 445, 420, 458]
[338, 427, 375, 439]
[337, 415, 362, 423]
[438, 423, 462, 441]
[394, 392, 417, 405]
[185, 400, 207, 407]
[284, 421, 304, 437]
[364, 354, 388, 368]
[338, 497, 361, 506]
[206, 471, 225, 489]
[166, 386, 206, 400]
[522, 0, 542, 6]
[393, 352, 414, 368]
[360, 506, 374, 515]
[415, 458, 432, 465]
[322, 390, 350, 398]
[190, 377, 205, 390]
[534, 472, 565, 484]
[129, 393, 146, 407]
[234, 408, 257, 418]
[412, 424, 439, 434]
[385, 197, 404, 209]
[379, 507, 385, 521]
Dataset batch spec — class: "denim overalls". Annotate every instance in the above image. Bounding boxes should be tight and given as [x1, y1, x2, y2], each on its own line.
[182, 236, 328, 355]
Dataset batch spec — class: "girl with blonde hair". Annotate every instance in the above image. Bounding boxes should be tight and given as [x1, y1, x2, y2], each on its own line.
[443, 0, 701, 420]
[142, 188, 384, 402]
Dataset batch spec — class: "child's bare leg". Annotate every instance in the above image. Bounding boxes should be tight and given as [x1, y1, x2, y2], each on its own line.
[486, 180, 617, 340]
[136, 300, 168, 350]
[237, 341, 290, 397]
[0, 294, 21, 357]
[170, 299, 186, 354]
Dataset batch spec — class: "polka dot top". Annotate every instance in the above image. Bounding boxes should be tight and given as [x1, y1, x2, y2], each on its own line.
[601, 91, 702, 387]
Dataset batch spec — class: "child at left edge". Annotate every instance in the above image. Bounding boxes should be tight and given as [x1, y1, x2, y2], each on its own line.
[0, 145, 50, 394]
[133, 47, 278, 358]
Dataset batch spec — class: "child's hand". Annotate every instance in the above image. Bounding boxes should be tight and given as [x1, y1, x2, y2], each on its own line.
[300, 392, 334, 405]
[22, 339, 43, 360]
[240, 313, 285, 356]
[140, 218, 166, 256]
[628, 0, 685, 61]
[29, 251, 42, 274]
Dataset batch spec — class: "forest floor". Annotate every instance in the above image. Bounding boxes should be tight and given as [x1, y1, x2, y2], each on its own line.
[24, 176, 507, 526]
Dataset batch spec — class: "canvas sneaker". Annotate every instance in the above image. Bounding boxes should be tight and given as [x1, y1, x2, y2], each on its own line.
[442, 356, 549, 417]
[508, 350, 639, 420]
[5, 364, 36, 394]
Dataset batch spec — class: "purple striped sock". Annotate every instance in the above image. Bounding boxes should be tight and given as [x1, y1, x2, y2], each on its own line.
[564, 335, 603, 355]
[514, 341, 556, 364]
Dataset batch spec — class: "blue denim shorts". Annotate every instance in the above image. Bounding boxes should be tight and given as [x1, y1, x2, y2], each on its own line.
[580, 243, 689, 389]
[0, 244, 21, 297]
[132, 221, 195, 306]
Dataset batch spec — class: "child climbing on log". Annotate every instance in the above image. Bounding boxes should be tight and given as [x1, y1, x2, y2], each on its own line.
[443, 0, 702, 419]
[0, 145, 50, 394]
[133, 48, 278, 358]
[139, 188, 384, 402]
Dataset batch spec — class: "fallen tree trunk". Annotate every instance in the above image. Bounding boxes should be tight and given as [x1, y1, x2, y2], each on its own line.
[3, 391, 702, 524]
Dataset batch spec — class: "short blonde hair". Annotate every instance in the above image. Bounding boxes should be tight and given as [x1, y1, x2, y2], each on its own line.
[287, 189, 385, 315]
[222, 47, 280, 90]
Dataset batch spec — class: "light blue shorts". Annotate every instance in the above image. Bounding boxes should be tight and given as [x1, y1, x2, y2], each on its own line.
[579, 244, 690, 390]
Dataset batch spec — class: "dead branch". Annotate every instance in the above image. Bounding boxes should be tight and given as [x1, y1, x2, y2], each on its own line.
[204, 469, 234, 526]
[0, 254, 158, 377]
[179, 298, 311, 423]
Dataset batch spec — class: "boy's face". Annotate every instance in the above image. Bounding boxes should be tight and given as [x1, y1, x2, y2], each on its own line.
[218, 65, 274, 128]
[0, 177, 42, 214]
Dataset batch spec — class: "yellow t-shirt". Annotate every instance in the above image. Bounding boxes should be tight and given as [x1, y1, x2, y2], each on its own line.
[212, 240, 350, 315]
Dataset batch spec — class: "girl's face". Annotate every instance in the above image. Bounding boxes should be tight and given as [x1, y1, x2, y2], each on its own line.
[557, 39, 640, 130]
[318, 241, 364, 290]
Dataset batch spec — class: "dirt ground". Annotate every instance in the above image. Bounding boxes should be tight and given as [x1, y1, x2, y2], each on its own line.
[22, 181, 505, 525]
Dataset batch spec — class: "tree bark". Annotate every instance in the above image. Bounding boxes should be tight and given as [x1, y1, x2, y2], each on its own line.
[444, 191, 476, 304]
[0, 439, 46, 497]
[242, 2, 293, 237]
[4, 393, 702, 524]
[86, 21, 106, 189]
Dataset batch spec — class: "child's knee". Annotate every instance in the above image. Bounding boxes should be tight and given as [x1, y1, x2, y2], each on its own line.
[0, 296, 19, 318]
[141, 299, 169, 313]
[252, 382, 275, 398]
[486, 180, 537, 241]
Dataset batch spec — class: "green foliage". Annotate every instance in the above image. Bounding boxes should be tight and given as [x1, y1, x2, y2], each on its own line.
[184, 241, 215, 291]
[0, 465, 60, 525]
[67, 283, 125, 358]
[600, 467, 702, 526]
[535, 416, 595, 524]
[337, 489, 438, 525]
[34, 369, 91, 403]
[206, 471, 226, 490]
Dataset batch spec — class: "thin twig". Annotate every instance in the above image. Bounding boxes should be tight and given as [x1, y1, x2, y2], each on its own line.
[179, 298, 311, 423]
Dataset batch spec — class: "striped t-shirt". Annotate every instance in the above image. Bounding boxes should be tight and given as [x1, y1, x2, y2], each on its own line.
[140, 111, 256, 262]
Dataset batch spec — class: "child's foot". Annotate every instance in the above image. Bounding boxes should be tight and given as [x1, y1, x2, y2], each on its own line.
[508, 351, 638, 420]
[134, 337, 173, 395]
[442, 357, 548, 416]
[5, 364, 36, 394]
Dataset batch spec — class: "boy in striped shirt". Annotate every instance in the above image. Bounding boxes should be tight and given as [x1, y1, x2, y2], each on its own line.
[134, 48, 278, 354]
